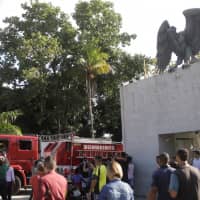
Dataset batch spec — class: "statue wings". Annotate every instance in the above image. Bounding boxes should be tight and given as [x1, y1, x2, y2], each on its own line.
[156, 20, 172, 72]
[156, 8, 200, 72]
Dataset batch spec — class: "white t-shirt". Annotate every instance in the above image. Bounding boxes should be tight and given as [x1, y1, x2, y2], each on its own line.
[192, 158, 200, 170]
[6, 166, 15, 182]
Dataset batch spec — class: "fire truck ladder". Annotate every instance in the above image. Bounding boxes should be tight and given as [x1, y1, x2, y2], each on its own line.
[39, 133, 73, 142]
[50, 141, 62, 157]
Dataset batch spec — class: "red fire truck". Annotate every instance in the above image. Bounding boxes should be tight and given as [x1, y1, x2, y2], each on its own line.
[0, 133, 123, 193]
[0, 134, 39, 194]
[42, 134, 123, 177]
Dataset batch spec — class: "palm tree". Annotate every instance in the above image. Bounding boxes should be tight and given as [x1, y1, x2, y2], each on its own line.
[82, 41, 110, 138]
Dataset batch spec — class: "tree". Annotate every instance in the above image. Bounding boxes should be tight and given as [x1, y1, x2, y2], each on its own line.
[0, 0, 152, 140]
[80, 39, 111, 137]
[73, 0, 136, 137]
[0, 2, 80, 133]
[0, 110, 22, 135]
[73, 0, 136, 51]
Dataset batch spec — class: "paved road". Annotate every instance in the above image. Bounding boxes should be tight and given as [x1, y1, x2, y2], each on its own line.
[0, 188, 144, 200]
[0, 188, 31, 200]
[0, 196, 30, 200]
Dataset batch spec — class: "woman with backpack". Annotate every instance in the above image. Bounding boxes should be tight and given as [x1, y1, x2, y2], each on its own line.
[0, 156, 8, 200]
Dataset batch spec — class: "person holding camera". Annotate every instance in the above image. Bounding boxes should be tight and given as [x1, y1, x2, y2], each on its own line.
[79, 158, 90, 196]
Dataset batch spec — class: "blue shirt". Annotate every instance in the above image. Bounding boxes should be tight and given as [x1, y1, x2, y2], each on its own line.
[151, 165, 175, 200]
[98, 178, 134, 200]
[72, 173, 82, 184]
[169, 173, 179, 192]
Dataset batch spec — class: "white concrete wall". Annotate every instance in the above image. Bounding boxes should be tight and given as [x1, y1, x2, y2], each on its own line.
[120, 62, 200, 197]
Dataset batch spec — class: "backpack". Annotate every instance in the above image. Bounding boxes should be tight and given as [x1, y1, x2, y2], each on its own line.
[0, 164, 8, 181]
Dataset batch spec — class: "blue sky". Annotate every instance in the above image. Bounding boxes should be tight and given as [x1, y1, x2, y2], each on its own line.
[0, 0, 199, 58]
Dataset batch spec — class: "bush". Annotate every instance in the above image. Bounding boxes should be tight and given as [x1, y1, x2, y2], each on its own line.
[0, 123, 22, 135]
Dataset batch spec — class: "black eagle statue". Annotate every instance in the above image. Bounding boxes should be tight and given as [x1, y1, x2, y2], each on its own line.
[156, 8, 200, 72]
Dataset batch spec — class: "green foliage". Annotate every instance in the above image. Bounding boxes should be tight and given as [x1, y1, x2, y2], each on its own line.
[82, 39, 111, 137]
[0, 1, 79, 134]
[0, 110, 22, 124]
[73, 0, 121, 47]
[0, 110, 22, 135]
[19, 32, 63, 70]
[0, 0, 154, 139]
[81, 39, 110, 76]
[22, 67, 40, 80]
[0, 123, 22, 135]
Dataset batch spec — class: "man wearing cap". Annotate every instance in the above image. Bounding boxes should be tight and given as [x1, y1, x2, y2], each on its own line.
[192, 150, 200, 170]
[147, 152, 175, 200]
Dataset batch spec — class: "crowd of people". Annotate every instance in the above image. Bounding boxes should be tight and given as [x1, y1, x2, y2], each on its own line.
[1, 148, 200, 200]
[30, 152, 135, 200]
[69, 152, 135, 200]
[147, 148, 200, 200]
[0, 151, 135, 200]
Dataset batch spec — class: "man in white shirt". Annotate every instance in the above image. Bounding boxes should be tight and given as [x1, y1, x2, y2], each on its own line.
[192, 150, 200, 170]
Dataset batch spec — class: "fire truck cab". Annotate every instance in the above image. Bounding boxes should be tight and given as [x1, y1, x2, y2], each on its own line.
[0, 134, 39, 193]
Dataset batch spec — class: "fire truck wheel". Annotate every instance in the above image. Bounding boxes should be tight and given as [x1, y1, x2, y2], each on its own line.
[12, 175, 22, 194]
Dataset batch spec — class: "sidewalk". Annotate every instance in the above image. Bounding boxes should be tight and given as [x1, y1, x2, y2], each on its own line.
[0, 196, 29, 200]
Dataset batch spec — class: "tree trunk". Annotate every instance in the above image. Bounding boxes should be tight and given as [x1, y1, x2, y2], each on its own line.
[87, 75, 95, 138]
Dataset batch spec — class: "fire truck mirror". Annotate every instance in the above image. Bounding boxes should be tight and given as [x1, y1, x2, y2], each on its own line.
[0, 140, 8, 154]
